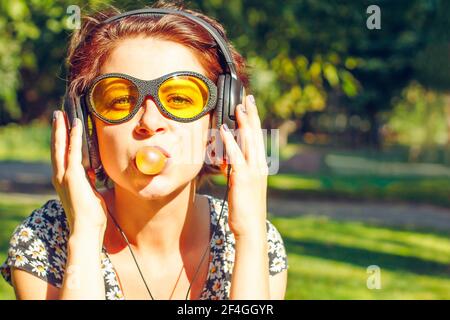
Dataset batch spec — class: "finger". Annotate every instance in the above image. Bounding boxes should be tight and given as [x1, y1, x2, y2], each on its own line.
[50, 111, 58, 180]
[235, 103, 248, 129]
[67, 117, 83, 172]
[236, 102, 262, 165]
[242, 96, 268, 169]
[234, 104, 250, 161]
[52, 110, 69, 184]
[50, 111, 58, 187]
[244, 95, 265, 145]
[245, 95, 262, 129]
[62, 111, 70, 170]
[220, 124, 246, 172]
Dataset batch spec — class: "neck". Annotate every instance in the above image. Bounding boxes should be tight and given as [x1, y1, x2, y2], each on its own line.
[104, 180, 201, 256]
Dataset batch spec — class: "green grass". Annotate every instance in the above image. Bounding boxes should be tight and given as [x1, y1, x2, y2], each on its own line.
[0, 121, 51, 163]
[213, 174, 450, 207]
[2, 124, 450, 206]
[0, 193, 54, 299]
[269, 215, 450, 299]
[214, 140, 450, 207]
[270, 174, 450, 206]
[275, 143, 450, 207]
[1, 193, 449, 299]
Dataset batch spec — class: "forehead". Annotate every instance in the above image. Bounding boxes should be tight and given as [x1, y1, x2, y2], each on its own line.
[100, 37, 207, 80]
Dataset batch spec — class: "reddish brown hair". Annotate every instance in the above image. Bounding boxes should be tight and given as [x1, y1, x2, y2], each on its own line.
[66, 0, 250, 188]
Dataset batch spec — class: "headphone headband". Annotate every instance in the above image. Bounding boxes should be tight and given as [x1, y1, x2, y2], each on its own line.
[101, 8, 238, 79]
[63, 7, 245, 180]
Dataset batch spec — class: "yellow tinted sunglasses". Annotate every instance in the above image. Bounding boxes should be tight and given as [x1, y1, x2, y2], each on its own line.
[85, 71, 218, 124]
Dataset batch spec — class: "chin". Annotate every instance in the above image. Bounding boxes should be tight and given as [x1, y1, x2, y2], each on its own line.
[132, 175, 174, 199]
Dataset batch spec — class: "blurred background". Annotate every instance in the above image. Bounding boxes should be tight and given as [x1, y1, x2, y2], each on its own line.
[1, 0, 449, 299]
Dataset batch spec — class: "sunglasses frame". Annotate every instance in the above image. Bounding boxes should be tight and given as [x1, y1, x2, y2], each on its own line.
[84, 70, 218, 124]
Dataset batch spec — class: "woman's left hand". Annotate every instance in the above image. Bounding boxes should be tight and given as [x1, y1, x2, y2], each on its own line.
[219, 95, 269, 239]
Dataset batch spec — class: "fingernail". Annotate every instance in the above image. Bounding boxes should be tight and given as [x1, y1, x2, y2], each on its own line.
[53, 111, 59, 122]
[248, 95, 255, 105]
[239, 104, 247, 114]
[72, 117, 78, 128]
[222, 123, 229, 132]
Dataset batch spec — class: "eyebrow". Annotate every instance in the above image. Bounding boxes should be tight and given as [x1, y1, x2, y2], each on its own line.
[159, 82, 200, 94]
[97, 81, 135, 94]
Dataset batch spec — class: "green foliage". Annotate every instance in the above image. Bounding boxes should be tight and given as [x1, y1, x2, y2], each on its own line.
[0, 0, 38, 120]
[249, 53, 360, 127]
[0, 0, 360, 129]
[414, 0, 450, 92]
[416, 43, 450, 92]
[0, 0, 106, 124]
[0, 0, 447, 148]
[385, 82, 448, 150]
[196, 0, 364, 125]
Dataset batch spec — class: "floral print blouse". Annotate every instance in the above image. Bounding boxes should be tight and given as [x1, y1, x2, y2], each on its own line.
[0, 193, 288, 299]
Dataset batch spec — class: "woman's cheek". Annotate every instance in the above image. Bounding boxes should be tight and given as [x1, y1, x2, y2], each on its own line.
[95, 125, 131, 182]
[171, 120, 208, 177]
[100, 140, 122, 178]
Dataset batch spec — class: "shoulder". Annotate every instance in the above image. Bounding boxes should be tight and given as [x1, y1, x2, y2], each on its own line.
[265, 219, 288, 275]
[203, 193, 229, 226]
[0, 199, 69, 288]
[11, 199, 69, 244]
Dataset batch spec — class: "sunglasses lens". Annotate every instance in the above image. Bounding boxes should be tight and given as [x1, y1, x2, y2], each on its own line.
[90, 77, 139, 121]
[158, 75, 209, 119]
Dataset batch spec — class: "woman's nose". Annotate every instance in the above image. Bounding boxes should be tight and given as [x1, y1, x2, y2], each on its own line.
[134, 97, 169, 136]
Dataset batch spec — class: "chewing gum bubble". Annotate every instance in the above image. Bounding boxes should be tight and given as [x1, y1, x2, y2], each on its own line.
[135, 146, 167, 175]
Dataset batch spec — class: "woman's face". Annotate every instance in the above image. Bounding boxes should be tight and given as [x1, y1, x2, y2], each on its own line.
[94, 37, 211, 198]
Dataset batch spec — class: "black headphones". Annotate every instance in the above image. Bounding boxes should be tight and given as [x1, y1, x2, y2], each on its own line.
[62, 8, 245, 182]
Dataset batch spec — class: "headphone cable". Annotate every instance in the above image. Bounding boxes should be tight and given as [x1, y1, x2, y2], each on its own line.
[106, 163, 232, 300]
[185, 163, 231, 300]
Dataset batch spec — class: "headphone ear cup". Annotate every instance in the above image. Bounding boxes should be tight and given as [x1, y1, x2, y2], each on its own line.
[64, 93, 103, 180]
[218, 74, 246, 165]
[207, 74, 226, 166]
[85, 114, 102, 170]
[86, 115, 107, 185]
[212, 74, 226, 130]
[79, 96, 103, 177]
[227, 77, 245, 131]
[63, 93, 90, 171]
[77, 96, 92, 171]
[221, 74, 233, 129]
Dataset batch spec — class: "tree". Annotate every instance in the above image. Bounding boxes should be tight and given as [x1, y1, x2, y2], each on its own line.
[1, 0, 445, 153]
[197, 0, 442, 148]
[0, 0, 107, 125]
[196, 0, 360, 146]
[414, 0, 450, 149]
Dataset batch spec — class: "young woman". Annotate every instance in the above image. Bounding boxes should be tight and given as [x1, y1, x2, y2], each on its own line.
[0, 2, 288, 300]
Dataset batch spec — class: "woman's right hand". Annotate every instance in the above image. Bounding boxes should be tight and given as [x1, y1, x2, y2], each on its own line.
[51, 110, 108, 237]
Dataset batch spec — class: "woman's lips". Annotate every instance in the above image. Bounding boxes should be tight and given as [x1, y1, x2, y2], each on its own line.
[134, 145, 171, 158]
[149, 145, 171, 158]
